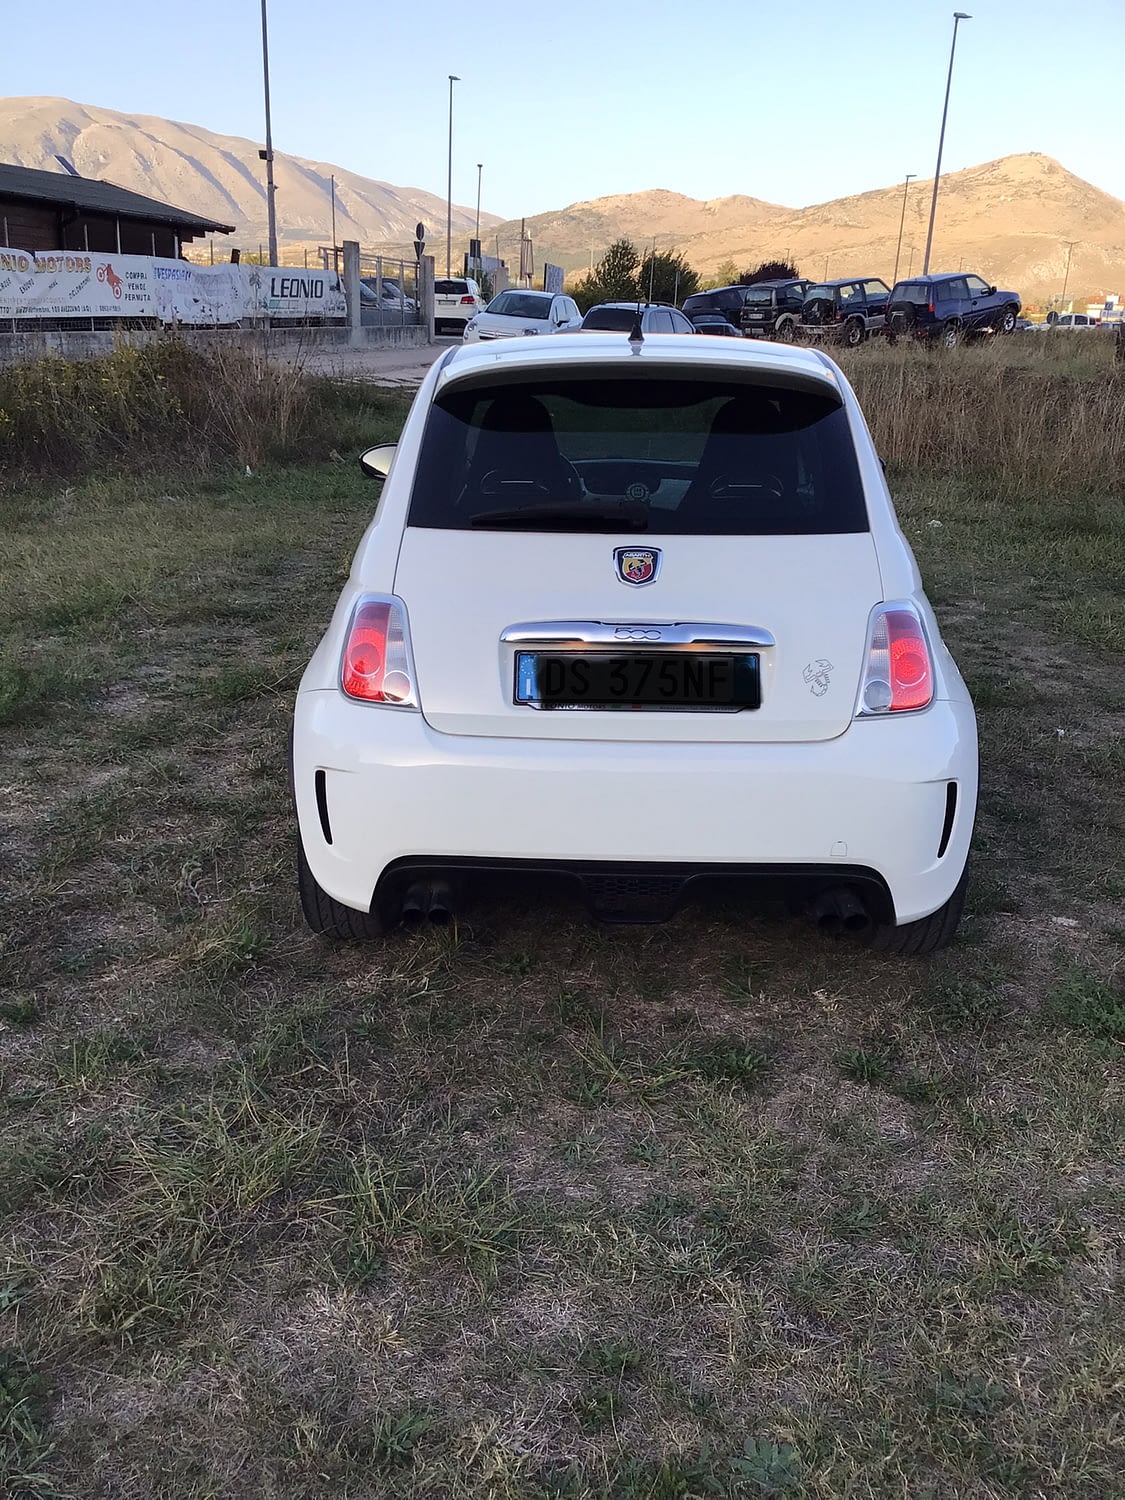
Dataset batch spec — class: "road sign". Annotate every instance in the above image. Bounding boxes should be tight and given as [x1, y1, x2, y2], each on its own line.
[414, 223, 426, 261]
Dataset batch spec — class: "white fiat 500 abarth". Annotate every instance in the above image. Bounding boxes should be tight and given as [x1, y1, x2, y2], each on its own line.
[293, 333, 977, 954]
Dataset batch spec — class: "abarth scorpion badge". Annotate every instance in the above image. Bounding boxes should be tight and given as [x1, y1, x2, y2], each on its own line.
[614, 547, 661, 587]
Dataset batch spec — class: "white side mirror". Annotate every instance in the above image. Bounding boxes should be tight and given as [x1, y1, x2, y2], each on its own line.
[359, 443, 397, 479]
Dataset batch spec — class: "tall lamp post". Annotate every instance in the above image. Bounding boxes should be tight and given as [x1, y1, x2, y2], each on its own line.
[892, 173, 916, 284]
[475, 163, 483, 241]
[259, 0, 279, 266]
[922, 11, 971, 276]
[1060, 239, 1079, 308]
[446, 75, 460, 279]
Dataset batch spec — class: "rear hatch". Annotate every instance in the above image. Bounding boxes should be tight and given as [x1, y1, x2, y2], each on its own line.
[393, 364, 882, 744]
[435, 279, 473, 317]
[740, 287, 777, 331]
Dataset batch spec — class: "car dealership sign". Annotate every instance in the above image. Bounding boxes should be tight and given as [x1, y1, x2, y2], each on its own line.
[0, 248, 346, 323]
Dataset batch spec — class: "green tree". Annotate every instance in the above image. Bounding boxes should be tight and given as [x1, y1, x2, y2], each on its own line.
[572, 238, 641, 311]
[713, 259, 739, 287]
[636, 249, 700, 307]
[740, 259, 801, 284]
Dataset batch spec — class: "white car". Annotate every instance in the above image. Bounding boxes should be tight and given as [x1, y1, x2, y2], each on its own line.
[293, 334, 977, 954]
[434, 277, 484, 334]
[1044, 313, 1099, 331]
[463, 289, 583, 341]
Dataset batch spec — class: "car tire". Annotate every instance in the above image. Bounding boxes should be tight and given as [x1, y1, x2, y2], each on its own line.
[844, 318, 864, 348]
[298, 834, 386, 941]
[999, 306, 1018, 335]
[775, 319, 796, 343]
[942, 319, 962, 349]
[861, 864, 968, 956]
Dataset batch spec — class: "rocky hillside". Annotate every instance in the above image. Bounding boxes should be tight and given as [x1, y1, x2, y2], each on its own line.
[494, 155, 1125, 303]
[0, 96, 499, 256]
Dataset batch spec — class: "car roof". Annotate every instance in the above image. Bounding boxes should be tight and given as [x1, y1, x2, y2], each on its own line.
[493, 288, 553, 299]
[588, 301, 676, 310]
[435, 332, 842, 393]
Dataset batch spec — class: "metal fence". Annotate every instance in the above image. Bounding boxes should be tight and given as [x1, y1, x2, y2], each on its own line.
[356, 252, 423, 328]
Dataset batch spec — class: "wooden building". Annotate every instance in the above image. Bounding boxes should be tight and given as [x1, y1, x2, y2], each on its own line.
[0, 163, 234, 257]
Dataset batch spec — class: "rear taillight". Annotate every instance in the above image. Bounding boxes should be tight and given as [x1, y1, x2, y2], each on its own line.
[928, 302, 935, 315]
[856, 603, 934, 716]
[460, 295, 475, 304]
[340, 596, 418, 707]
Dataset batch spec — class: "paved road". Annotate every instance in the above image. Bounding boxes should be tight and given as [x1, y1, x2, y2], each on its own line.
[299, 338, 456, 390]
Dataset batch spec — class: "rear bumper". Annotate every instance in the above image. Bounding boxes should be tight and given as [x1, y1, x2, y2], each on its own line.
[293, 692, 978, 926]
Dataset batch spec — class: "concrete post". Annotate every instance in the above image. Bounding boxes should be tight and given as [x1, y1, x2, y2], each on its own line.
[419, 254, 436, 342]
[343, 239, 362, 345]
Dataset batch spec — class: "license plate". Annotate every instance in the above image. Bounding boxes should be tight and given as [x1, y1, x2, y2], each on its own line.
[748, 312, 766, 319]
[515, 652, 760, 710]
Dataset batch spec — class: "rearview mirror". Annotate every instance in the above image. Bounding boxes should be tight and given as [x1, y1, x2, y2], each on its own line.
[987, 285, 996, 296]
[359, 443, 396, 479]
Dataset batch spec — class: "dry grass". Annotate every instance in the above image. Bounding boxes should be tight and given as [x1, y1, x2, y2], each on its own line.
[838, 333, 1125, 490]
[0, 338, 391, 478]
[1, 343, 1123, 1497]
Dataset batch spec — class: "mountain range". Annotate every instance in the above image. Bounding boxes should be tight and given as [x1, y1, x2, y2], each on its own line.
[2, 97, 1122, 301]
[0, 96, 498, 257]
[492, 155, 1125, 303]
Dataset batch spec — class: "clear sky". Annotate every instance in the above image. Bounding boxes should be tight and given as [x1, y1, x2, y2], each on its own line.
[2, 0, 1122, 220]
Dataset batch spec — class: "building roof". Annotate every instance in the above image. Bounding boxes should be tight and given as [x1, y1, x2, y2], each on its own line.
[0, 162, 234, 234]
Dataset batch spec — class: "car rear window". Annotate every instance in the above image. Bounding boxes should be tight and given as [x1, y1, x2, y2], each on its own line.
[407, 377, 868, 536]
[890, 282, 932, 304]
[435, 279, 469, 295]
[741, 287, 775, 304]
[582, 307, 638, 331]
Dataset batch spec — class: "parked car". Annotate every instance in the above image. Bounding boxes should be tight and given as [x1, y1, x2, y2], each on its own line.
[464, 290, 583, 341]
[434, 276, 484, 334]
[739, 278, 812, 341]
[692, 315, 745, 337]
[360, 278, 416, 311]
[1045, 312, 1099, 331]
[800, 279, 891, 346]
[580, 302, 696, 334]
[885, 274, 1021, 346]
[292, 332, 978, 954]
[682, 284, 761, 330]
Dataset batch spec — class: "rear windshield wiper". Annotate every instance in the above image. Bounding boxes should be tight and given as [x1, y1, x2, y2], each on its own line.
[470, 502, 648, 531]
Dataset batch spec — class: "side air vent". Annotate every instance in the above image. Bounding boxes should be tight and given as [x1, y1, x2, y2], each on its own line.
[937, 782, 957, 859]
[315, 769, 333, 846]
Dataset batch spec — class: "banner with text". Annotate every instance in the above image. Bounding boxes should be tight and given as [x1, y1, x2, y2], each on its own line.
[0, 248, 154, 318]
[0, 249, 347, 323]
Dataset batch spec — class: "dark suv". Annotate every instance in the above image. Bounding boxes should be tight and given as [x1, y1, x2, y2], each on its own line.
[800, 279, 891, 346]
[739, 279, 811, 341]
[885, 274, 1021, 346]
[682, 284, 760, 330]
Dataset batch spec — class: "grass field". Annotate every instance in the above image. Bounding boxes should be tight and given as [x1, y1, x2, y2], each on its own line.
[1, 337, 1123, 1498]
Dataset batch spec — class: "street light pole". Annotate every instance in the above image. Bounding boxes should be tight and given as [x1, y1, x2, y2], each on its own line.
[922, 12, 971, 276]
[330, 174, 337, 273]
[1060, 239, 1079, 308]
[446, 75, 460, 279]
[475, 163, 483, 241]
[259, 0, 279, 267]
[893, 173, 917, 284]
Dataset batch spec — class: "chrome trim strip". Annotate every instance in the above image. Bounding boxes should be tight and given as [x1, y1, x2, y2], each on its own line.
[500, 621, 776, 649]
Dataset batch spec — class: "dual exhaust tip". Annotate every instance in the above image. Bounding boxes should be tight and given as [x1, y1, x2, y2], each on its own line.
[401, 880, 455, 927]
[811, 886, 872, 936]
